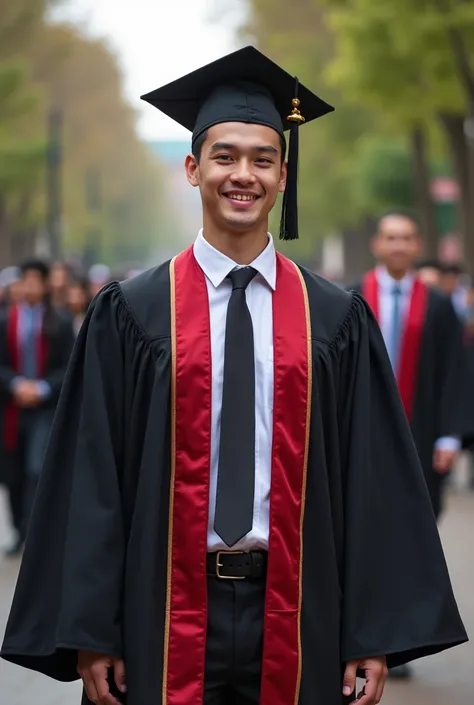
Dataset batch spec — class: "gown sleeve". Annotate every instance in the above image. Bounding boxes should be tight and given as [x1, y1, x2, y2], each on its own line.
[435, 295, 474, 439]
[1, 283, 129, 681]
[337, 292, 468, 668]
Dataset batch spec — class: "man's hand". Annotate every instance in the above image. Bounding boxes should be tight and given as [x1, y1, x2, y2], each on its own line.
[13, 380, 40, 408]
[77, 651, 126, 705]
[343, 656, 388, 704]
[433, 448, 458, 474]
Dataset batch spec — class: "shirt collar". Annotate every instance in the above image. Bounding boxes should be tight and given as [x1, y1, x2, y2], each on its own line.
[193, 229, 277, 291]
[376, 266, 414, 295]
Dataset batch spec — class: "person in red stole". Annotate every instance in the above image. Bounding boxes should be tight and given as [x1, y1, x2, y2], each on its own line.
[352, 214, 472, 679]
[0, 259, 75, 557]
[1, 49, 467, 705]
[353, 214, 471, 524]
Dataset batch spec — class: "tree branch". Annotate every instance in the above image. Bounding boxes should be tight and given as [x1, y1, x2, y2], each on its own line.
[433, 0, 474, 105]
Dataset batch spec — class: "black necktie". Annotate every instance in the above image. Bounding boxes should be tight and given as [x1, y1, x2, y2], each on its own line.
[214, 266, 257, 547]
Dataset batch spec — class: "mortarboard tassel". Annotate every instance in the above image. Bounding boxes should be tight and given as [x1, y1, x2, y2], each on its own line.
[280, 78, 305, 241]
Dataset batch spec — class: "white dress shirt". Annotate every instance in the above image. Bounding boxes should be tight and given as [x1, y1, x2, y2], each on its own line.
[193, 230, 275, 551]
[376, 267, 459, 452]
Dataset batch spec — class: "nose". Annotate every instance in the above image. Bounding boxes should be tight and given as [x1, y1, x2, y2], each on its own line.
[230, 158, 256, 185]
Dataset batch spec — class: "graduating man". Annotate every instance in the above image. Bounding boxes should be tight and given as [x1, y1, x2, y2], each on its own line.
[352, 213, 471, 525]
[1, 48, 467, 705]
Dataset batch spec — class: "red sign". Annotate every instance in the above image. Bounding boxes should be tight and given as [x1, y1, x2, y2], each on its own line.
[430, 177, 460, 203]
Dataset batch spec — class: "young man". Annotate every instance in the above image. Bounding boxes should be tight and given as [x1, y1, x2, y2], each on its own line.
[1, 48, 467, 705]
[0, 259, 74, 556]
[352, 214, 472, 525]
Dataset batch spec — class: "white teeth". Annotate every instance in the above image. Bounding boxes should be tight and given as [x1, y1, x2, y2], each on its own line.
[228, 194, 256, 201]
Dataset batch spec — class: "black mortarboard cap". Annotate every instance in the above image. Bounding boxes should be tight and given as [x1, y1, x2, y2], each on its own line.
[141, 46, 334, 240]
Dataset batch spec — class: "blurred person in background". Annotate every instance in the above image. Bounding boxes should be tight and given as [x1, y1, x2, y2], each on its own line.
[414, 258, 442, 289]
[439, 262, 470, 321]
[66, 275, 91, 338]
[88, 263, 112, 298]
[439, 263, 474, 490]
[0, 259, 75, 557]
[0, 267, 23, 309]
[49, 261, 72, 311]
[351, 214, 472, 619]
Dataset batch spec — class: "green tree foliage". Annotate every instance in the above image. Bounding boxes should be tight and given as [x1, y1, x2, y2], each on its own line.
[0, 0, 173, 268]
[322, 0, 474, 261]
[239, 0, 474, 266]
[27, 23, 171, 265]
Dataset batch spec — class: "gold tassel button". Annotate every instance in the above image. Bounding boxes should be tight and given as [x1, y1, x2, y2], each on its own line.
[287, 98, 305, 123]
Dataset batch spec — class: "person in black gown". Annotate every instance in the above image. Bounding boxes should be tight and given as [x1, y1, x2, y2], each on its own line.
[1, 50, 468, 705]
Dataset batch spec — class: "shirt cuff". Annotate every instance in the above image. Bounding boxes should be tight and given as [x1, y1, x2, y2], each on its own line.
[435, 437, 461, 452]
[35, 380, 52, 400]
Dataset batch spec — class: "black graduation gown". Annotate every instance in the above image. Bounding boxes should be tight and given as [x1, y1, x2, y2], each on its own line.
[1, 254, 467, 705]
[352, 277, 472, 517]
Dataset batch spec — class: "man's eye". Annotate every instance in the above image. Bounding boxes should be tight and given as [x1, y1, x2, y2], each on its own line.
[216, 154, 232, 161]
[256, 158, 272, 164]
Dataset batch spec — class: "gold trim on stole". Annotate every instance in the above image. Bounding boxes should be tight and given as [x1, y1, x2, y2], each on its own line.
[292, 262, 312, 705]
[162, 255, 177, 705]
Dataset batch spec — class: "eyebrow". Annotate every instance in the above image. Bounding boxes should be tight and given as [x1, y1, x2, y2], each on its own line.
[209, 142, 279, 155]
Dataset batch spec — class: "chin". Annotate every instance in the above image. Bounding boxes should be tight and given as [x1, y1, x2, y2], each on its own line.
[222, 214, 262, 232]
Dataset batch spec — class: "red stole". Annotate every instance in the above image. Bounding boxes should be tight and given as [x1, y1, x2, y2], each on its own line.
[164, 246, 311, 705]
[362, 269, 428, 421]
[4, 304, 48, 452]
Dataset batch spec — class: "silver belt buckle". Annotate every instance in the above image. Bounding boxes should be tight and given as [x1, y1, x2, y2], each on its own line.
[216, 550, 245, 579]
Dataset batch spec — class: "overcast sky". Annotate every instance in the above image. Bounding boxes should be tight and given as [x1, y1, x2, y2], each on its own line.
[53, 0, 245, 140]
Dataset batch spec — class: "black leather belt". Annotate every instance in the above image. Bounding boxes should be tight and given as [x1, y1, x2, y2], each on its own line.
[206, 550, 267, 579]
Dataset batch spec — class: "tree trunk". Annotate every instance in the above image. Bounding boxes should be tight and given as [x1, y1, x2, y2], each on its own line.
[438, 112, 474, 271]
[411, 125, 438, 256]
[434, 0, 474, 270]
[0, 194, 13, 267]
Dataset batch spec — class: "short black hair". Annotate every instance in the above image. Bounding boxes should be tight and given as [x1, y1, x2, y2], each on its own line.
[440, 262, 466, 276]
[415, 258, 441, 271]
[192, 129, 287, 164]
[20, 258, 50, 281]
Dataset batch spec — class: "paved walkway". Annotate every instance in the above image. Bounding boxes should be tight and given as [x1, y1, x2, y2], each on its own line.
[0, 485, 472, 704]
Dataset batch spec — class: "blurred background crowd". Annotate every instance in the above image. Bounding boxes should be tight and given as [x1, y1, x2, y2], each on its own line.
[1, 0, 474, 703]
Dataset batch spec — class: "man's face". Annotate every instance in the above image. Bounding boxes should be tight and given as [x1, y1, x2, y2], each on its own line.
[186, 122, 287, 234]
[417, 267, 440, 288]
[67, 284, 87, 313]
[22, 270, 47, 305]
[50, 263, 69, 291]
[371, 215, 421, 275]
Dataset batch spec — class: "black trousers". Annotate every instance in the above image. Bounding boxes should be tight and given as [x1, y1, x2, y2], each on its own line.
[5, 409, 54, 541]
[204, 574, 265, 705]
[426, 468, 450, 520]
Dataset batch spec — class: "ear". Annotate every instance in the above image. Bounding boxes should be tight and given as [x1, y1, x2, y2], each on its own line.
[185, 154, 200, 187]
[370, 234, 379, 258]
[278, 161, 288, 194]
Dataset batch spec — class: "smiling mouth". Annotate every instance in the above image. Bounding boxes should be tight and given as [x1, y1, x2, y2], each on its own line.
[224, 193, 260, 202]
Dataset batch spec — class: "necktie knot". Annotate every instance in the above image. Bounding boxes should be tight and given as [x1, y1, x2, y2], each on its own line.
[228, 267, 257, 291]
[393, 283, 402, 296]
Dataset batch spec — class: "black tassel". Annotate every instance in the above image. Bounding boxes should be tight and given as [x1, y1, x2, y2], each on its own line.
[279, 121, 299, 240]
[280, 77, 303, 241]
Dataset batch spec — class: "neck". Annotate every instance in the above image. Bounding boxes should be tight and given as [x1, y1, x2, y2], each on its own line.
[202, 218, 269, 265]
[383, 266, 410, 281]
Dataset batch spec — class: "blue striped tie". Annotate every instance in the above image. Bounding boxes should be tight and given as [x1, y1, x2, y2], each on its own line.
[23, 307, 38, 379]
[389, 284, 402, 372]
